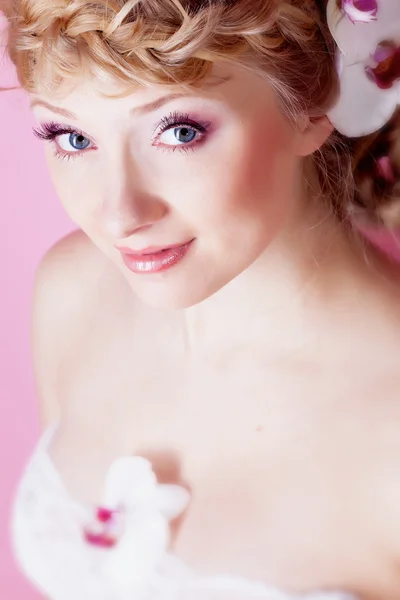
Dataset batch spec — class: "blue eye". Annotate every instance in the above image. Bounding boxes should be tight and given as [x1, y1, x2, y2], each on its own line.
[57, 132, 91, 152]
[174, 127, 197, 143]
[159, 126, 198, 146]
[67, 133, 91, 151]
[154, 112, 211, 150]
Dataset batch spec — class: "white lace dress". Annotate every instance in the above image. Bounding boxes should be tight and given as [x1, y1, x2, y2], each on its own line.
[11, 424, 358, 600]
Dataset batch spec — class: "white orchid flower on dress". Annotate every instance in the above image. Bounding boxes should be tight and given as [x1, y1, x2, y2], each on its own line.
[82, 455, 191, 598]
[326, 0, 400, 137]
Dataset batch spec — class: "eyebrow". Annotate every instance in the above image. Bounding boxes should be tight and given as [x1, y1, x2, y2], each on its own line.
[29, 76, 231, 120]
[29, 100, 77, 119]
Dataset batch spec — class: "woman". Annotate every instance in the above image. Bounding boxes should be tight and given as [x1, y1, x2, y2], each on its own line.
[2, 0, 400, 598]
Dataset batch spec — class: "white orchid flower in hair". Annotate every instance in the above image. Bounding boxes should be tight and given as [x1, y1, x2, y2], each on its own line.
[326, 0, 400, 137]
[341, 0, 378, 23]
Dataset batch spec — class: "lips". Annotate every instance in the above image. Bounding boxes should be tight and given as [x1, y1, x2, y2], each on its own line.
[118, 241, 190, 256]
[118, 239, 195, 274]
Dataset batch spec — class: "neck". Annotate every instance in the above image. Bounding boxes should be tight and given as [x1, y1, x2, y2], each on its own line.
[183, 196, 370, 363]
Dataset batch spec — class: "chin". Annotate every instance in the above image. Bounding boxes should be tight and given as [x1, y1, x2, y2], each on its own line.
[131, 284, 213, 310]
[125, 271, 225, 310]
[119, 245, 252, 309]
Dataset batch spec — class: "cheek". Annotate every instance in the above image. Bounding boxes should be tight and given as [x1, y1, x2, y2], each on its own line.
[45, 151, 70, 204]
[45, 152, 95, 223]
[192, 115, 298, 240]
[234, 119, 295, 210]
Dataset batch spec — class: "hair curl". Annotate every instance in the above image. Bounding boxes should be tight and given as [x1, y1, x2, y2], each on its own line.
[1, 0, 399, 227]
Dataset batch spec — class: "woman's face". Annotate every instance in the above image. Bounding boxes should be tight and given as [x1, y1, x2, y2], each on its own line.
[30, 64, 325, 309]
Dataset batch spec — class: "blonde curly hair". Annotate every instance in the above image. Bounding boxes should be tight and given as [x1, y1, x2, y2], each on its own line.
[1, 0, 399, 226]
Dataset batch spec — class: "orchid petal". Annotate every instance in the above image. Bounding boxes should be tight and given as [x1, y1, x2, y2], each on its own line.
[343, 0, 378, 24]
[327, 61, 399, 136]
[327, 0, 400, 62]
[366, 44, 400, 89]
[104, 507, 169, 591]
[153, 484, 191, 521]
[103, 456, 158, 509]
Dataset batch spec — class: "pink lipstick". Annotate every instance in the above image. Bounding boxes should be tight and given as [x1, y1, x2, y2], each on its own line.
[119, 239, 195, 274]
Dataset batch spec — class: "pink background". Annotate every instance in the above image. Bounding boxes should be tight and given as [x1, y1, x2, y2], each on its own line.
[0, 19, 75, 599]
[1, 14, 400, 600]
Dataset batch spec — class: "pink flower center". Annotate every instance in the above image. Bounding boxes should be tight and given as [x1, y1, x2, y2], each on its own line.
[83, 505, 125, 549]
[96, 507, 115, 523]
[339, 0, 378, 22]
[366, 43, 400, 89]
[84, 530, 118, 548]
[353, 0, 378, 14]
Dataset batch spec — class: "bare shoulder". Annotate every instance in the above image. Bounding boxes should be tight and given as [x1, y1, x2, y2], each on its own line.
[35, 228, 115, 285]
[31, 229, 134, 427]
[32, 228, 124, 328]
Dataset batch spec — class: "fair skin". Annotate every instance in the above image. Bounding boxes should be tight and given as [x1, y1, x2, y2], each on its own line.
[31, 64, 400, 600]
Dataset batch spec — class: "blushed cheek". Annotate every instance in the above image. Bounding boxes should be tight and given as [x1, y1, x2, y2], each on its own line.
[209, 115, 297, 234]
[246, 115, 295, 203]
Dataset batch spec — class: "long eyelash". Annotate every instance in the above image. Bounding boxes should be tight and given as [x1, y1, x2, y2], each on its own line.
[155, 145, 197, 155]
[33, 121, 79, 141]
[154, 111, 211, 136]
[52, 148, 80, 162]
[33, 122, 92, 162]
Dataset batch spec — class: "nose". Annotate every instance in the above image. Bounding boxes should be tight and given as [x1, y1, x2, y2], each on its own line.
[96, 150, 168, 240]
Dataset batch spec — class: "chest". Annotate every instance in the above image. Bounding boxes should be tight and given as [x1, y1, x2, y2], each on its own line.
[53, 315, 400, 597]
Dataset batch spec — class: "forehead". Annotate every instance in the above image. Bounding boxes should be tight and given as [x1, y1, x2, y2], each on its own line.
[29, 63, 234, 108]
[28, 62, 283, 122]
